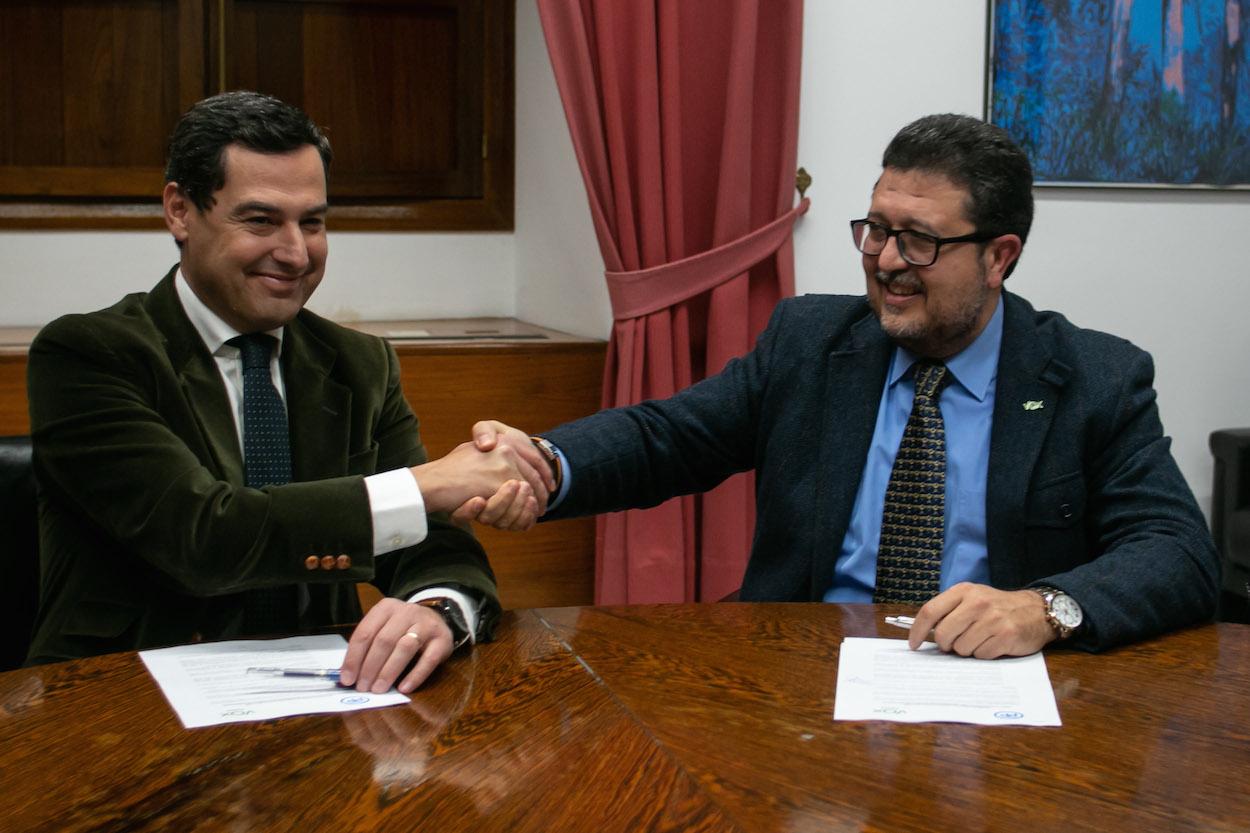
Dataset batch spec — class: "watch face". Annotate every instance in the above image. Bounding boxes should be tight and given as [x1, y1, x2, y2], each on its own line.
[1051, 594, 1083, 629]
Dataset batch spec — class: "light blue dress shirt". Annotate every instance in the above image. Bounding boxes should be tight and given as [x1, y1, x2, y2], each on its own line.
[824, 298, 1004, 602]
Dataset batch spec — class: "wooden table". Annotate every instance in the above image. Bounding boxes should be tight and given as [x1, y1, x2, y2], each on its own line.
[2, 604, 1246, 832]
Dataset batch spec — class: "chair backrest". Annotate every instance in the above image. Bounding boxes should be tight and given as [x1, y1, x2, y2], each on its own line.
[1209, 428, 1250, 624]
[0, 436, 39, 670]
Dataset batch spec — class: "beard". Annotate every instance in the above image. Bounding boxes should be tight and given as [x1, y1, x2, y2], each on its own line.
[871, 267, 992, 359]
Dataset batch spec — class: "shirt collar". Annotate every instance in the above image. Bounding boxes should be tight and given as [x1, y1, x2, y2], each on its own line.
[174, 269, 285, 357]
[887, 294, 1004, 402]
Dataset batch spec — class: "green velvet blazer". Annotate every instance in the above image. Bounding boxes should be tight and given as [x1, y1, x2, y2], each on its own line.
[26, 268, 498, 663]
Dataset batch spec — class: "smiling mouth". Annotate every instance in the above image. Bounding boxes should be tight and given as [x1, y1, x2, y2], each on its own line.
[876, 272, 923, 301]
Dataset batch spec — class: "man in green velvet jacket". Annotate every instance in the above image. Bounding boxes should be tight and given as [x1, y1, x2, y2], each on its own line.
[26, 92, 547, 694]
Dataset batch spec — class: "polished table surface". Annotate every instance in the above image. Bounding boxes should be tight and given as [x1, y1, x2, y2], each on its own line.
[2, 604, 1247, 832]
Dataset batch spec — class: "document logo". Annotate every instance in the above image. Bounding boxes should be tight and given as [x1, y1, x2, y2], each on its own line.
[341, 695, 370, 705]
[994, 711, 1024, 719]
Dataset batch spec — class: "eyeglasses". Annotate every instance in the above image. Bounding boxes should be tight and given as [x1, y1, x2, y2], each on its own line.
[849, 219, 999, 267]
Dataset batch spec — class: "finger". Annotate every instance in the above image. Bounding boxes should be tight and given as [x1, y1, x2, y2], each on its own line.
[340, 600, 396, 686]
[398, 622, 454, 694]
[370, 624, 427, 694]
[908, 588, 963, 650]
[508, 495, 540, 532]
[950, 620, 997, 658]
[971, 634, 1011, 660]
[496, 482, 533, 530]
[450, 496, 487, 524]
[511, 455, 551, 513]
[512, 438, 555, 494]
[355, 613, 420, 692]
[475, 481, 521, 526]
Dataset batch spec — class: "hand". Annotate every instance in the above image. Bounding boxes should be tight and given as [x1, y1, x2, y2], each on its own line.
[339, 598, 455, 694]
[449, 420, 557, 531]
[907, 582, 1056, 658]
[412, 438, 549, 516]
[471, 420, 554, 493]
[450, 478, 540, 531]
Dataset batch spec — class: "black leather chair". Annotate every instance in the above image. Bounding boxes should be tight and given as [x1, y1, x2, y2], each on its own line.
[1210, 428, 1250, 624]
[0, 436, 39, 669]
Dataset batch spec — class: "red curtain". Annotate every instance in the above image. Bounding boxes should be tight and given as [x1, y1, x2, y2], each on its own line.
[538, 0, 808, 603]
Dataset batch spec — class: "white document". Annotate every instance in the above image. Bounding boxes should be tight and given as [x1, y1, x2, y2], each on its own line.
[833, 636, 1061, 726]
[140, 634, 409, 729]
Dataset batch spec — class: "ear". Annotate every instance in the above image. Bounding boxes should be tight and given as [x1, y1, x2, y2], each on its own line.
[163, 181, 192, 244]
[983, 234, 1022, 288]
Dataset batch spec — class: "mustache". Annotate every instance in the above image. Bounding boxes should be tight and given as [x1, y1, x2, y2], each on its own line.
[874, 270, 922, 293]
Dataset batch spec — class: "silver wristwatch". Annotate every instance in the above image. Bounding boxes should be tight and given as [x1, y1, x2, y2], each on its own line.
[1031, 586, 1083, 640]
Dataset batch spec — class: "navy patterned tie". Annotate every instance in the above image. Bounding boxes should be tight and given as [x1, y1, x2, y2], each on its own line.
[229, 334, 296, 634]
[874, 361, 951, 605]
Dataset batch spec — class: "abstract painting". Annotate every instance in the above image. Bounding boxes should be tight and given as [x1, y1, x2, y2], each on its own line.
[990, 0, 1249, 186]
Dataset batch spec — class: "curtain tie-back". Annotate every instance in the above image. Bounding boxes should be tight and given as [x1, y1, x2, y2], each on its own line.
[605, 198, 810, 321]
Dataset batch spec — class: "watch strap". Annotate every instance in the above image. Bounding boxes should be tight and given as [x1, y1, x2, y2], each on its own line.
[1031, 586, 1077, 640]
[530, 436, 563, 494]
[417, 596, 473, 650]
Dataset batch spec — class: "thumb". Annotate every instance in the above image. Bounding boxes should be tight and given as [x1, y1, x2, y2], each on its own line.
[471, 420, 501, 450]
[451, 496, 487, 525]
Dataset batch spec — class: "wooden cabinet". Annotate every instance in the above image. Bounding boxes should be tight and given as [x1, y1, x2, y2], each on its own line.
[0, 318, 605, 609]
[0, 0, 513, 230]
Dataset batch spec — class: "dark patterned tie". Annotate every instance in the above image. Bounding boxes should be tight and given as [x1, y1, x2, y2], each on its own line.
[874, 361, 951, 605]
[228, 334, 296, 635]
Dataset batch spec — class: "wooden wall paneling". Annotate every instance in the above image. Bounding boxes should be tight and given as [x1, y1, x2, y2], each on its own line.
[0, 0, 205, 221]
[0, 0, 512, 230]
[396, 341, 604, 610]
[0, 356, 29, 437]
[0, 3, 66, 168]
[0, 0, 191, 198]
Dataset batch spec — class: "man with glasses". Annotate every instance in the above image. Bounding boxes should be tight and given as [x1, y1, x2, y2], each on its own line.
[477, 113, 1218, 656]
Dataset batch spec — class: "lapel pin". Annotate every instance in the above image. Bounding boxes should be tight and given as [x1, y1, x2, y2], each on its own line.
[1023, 400, 1044, 411]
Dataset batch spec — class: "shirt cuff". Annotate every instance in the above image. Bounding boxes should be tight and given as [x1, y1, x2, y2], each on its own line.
[406, 586, 481, 645]
[363, 468, 428, 555]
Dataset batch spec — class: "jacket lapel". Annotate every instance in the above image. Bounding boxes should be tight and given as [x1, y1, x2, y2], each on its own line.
[985, 292, 1069, 589]
[282, 315, 352, 481]
[810, 309, 893, 597]
[145, 269, 244, 485]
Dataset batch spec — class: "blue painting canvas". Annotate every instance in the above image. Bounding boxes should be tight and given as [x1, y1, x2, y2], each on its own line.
[991, 0, 1250, 186]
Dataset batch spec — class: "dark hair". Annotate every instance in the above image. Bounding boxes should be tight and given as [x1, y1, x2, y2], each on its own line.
[882, 114, 1033, 277]
[164, 90, 332, 211]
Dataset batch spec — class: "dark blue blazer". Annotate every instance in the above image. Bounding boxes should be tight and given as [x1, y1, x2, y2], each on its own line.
[545, 292, 1218, 651]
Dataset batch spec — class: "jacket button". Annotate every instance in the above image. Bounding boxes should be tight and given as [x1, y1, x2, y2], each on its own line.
[336, 554, 352, 570]
[304, 555, 320, 571]
[1060, 503, 1073, 519]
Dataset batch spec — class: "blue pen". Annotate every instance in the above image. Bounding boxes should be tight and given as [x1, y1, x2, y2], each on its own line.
[246, 666, 342, 680]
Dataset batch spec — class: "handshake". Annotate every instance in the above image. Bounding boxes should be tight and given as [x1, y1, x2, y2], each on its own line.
[410, 420, 554, 532]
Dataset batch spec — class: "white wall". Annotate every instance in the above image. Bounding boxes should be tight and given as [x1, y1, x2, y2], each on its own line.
[792, 0, 1250, 512]
[0, 229, 515, 325]
[513, 0, 612, 337]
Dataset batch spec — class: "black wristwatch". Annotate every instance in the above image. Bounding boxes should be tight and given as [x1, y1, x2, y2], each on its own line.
[417, 597, 473, 650]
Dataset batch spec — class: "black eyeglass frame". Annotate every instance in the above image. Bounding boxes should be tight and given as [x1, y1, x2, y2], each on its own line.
[849, 219, 1001, 267]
